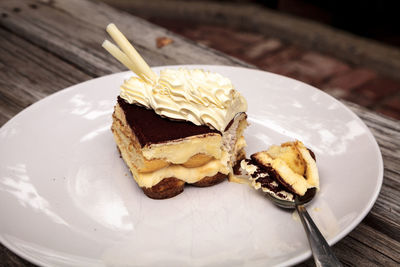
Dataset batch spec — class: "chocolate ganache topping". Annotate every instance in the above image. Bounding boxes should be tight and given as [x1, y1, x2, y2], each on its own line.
[117, 96, 221, 146]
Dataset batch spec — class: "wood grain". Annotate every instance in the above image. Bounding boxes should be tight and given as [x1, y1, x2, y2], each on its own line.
[0, 0, 250, 77]
[0, 0, 399, 266]
[0, 27, 91, 125]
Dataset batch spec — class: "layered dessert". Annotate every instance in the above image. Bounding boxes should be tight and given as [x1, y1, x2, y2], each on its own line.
[112, 69, 248, 199]
[103, 24, 248, 199]
[240, 141, 319, 201]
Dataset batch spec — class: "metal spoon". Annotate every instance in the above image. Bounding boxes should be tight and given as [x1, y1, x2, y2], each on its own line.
[266, 188, 342, 267]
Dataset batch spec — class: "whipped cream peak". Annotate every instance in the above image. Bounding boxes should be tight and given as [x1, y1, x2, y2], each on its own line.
[120, 68, 247, 132]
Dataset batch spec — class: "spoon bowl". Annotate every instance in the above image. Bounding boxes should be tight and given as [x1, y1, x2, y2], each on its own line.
[266, 187, 317, 209]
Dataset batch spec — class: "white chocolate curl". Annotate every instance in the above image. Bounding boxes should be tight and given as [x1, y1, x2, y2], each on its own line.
[120, 68, 248, 132]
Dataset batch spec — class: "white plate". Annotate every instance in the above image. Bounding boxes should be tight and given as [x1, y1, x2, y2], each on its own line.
[0, 65, 383, 267]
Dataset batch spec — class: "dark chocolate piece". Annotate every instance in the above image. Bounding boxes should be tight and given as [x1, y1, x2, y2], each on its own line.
[246, 158, 292, 194]
[117, 96, 220, 146]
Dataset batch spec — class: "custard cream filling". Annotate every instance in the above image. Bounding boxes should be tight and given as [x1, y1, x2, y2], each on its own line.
[142, 113, 247, 165]
[142, 134, 222, 164]
[134, 159, 230, 188]
[235, 137, 246, 153]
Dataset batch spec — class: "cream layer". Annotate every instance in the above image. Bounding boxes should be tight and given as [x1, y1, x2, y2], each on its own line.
[133, 135, 246, 188]
[133, 158, 230, 188]
[142, 135, 222, 164]
[114, 103, 223, 165]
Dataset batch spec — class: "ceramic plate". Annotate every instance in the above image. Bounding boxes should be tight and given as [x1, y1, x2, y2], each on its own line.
[0, 65, 383, 267]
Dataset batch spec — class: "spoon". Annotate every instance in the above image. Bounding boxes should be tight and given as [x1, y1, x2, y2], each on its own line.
[266, 188, 342, 267]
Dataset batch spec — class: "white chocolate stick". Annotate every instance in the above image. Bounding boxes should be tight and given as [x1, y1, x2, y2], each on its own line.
[102, 40, 142, 75]
[106, 23, 157, 84]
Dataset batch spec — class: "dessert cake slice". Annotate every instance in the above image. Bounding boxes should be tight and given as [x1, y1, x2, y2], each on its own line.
[103, 24, 248, 199]
[112, 96, 247, 199]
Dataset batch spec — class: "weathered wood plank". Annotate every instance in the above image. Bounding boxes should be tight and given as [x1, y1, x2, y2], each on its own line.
[298, 217, 400, 266]
[0, 0, 250, 78]
[0, 245, 36, 267]
[52, 0, 251, 68]
[0, 27, 91, 126]
[356, 220, 400, 261]
[300, 224, 400, 266]
[100, 0, 400, 82]
[0, 96, 21, 126]
[333, 234, 399, 266]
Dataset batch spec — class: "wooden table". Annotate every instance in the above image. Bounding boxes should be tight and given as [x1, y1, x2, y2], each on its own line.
[0, 1, 399, 266]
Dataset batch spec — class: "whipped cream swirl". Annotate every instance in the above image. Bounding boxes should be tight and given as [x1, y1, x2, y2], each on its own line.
[120, 68, 247, 132]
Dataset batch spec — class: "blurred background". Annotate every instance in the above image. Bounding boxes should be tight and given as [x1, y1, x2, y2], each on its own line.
[101, 0, 400, 119]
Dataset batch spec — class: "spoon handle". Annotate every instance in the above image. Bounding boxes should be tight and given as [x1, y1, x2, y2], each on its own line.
[296, 204, 342, 267]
